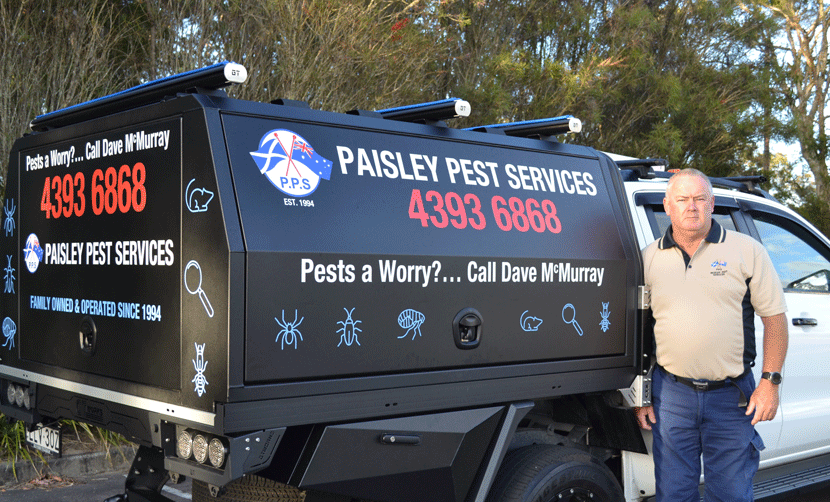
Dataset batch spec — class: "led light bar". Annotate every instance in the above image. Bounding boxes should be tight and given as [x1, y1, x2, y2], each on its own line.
[376, 98, 471, 123]
[466, 115, 582, 137]
[31, 62, 248, 131]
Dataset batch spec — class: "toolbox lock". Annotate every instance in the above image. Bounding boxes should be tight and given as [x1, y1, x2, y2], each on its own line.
[452, 308, 482, 350]
[79, 316, 97, 356]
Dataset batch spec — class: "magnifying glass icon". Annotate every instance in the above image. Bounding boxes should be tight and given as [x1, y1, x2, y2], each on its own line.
[562, 303, 582, 336]
[185, 260, 214, 318]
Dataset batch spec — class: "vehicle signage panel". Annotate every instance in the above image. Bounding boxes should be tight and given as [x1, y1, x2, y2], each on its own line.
[245, 253, 628, 382]
[17, 120, 182, 389]
[224, 114, 632, 383]
[226, 116, 625, 260]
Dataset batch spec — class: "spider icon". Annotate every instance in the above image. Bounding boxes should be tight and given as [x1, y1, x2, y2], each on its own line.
[275, 309, 304, 350]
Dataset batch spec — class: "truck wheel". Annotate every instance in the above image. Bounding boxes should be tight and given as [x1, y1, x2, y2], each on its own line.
[192, 475, 305, 502]
[487, 444, 623, 502]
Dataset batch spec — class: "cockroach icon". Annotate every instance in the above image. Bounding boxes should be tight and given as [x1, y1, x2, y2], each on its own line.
[3, 199, 14, 236]
[397, 309, 425, 340]
[337, 308, 362, 347]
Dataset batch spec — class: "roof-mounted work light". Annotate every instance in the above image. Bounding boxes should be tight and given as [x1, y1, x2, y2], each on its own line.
[31, 62, 248, 131]
[467, 115, 582, 138]
[376, 98, 471, 124]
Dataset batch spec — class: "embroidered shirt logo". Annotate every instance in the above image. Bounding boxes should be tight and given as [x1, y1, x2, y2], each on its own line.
[710, 260, 727, 277]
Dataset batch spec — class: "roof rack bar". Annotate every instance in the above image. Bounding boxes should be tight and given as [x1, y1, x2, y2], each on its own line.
[31, 62, 248, 131]
[614, 158, 669, 180]
[709, 176, 776, 200]
[719, 175, 768, 194]
[376, 98, 471, 123]
[465, 115, 582, 138]
[617, 161, 777, 201]
[615, 158, 669, 170]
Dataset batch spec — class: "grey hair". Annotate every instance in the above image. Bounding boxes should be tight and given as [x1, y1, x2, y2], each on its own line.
[666, 168, 713, 198]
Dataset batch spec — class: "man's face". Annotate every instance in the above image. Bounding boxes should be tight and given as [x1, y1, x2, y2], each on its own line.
[663, 175, 714, 236]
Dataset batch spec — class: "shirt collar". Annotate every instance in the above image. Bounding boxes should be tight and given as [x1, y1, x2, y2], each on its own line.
[658, 219, 725, 250]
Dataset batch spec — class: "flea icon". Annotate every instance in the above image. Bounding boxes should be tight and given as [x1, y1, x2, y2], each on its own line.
[337, 308, 362, 347]
[275, 310, 304, 350]
[2, 317, 15, 349]
[397, 309, 425, 340]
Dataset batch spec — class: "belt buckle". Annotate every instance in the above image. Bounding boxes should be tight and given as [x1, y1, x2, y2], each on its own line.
[692, 380, 709, 391]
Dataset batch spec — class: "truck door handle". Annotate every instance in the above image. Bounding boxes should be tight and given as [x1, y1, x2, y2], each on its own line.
[792, 318, 818, 326]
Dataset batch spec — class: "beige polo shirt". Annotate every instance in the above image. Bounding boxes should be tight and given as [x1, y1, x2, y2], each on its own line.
[643, 220, 787, 380]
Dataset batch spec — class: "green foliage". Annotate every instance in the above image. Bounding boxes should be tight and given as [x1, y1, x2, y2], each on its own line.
[62, 419, 132, 465]
[0, 414, 42, 479]
[755, 153, 830, 236]
[0, 414, 131, 481]
[0, 0, 826, 231]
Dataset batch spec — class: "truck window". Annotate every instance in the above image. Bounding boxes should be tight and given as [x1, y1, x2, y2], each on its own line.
[751, 213, 830, 293]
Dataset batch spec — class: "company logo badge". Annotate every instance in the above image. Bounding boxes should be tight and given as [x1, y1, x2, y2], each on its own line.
[250, 129, 333, 197]
[710, 260, 727, 277]
[23, 233, 43, 273]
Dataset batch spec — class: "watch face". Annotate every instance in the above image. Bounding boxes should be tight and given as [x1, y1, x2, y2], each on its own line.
[764, 372, 782, 384]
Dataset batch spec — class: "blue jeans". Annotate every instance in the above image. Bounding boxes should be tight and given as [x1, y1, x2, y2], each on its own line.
[652, 367, 765, 502]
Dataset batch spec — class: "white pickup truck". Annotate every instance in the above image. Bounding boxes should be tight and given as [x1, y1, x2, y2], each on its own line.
[0, 62, 827, 502]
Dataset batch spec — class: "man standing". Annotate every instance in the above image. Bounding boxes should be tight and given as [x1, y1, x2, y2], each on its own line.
[635, 169, 788, 501]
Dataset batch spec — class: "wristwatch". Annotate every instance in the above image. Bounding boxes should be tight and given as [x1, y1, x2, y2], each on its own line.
[761, 371, 783, 385]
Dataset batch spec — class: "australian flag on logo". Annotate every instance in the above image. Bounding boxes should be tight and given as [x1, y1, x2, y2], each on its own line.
[250, 129, 333, 198]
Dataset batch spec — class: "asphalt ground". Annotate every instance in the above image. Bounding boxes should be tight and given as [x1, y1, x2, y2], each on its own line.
[0, 471, 191, 501]
[0, 446, 824, 501]
[0, 470, 826, 501]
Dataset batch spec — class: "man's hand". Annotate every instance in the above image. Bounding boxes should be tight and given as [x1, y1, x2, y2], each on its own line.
[634, 406, 656, 430]
[746, 379, 779, 425]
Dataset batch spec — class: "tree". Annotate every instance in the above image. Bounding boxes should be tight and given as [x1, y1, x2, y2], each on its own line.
[756, 153, 830, 231]
[575, 0, 765, 176]
[136, 0, 450, 112]
[757, 0, 830, 235]
[427, 0, 765, 177]
[0, 0, 135, 194]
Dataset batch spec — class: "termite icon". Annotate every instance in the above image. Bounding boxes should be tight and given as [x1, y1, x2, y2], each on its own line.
[192, 343, 208, 397]
[337, 308, 362, 347]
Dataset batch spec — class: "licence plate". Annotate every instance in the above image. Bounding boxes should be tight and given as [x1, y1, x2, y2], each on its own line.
[26, 423, 61, 456]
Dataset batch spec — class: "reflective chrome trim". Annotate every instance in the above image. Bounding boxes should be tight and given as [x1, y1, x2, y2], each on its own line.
[0, 365, 215, 426]
[760, 444, 830, 470]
